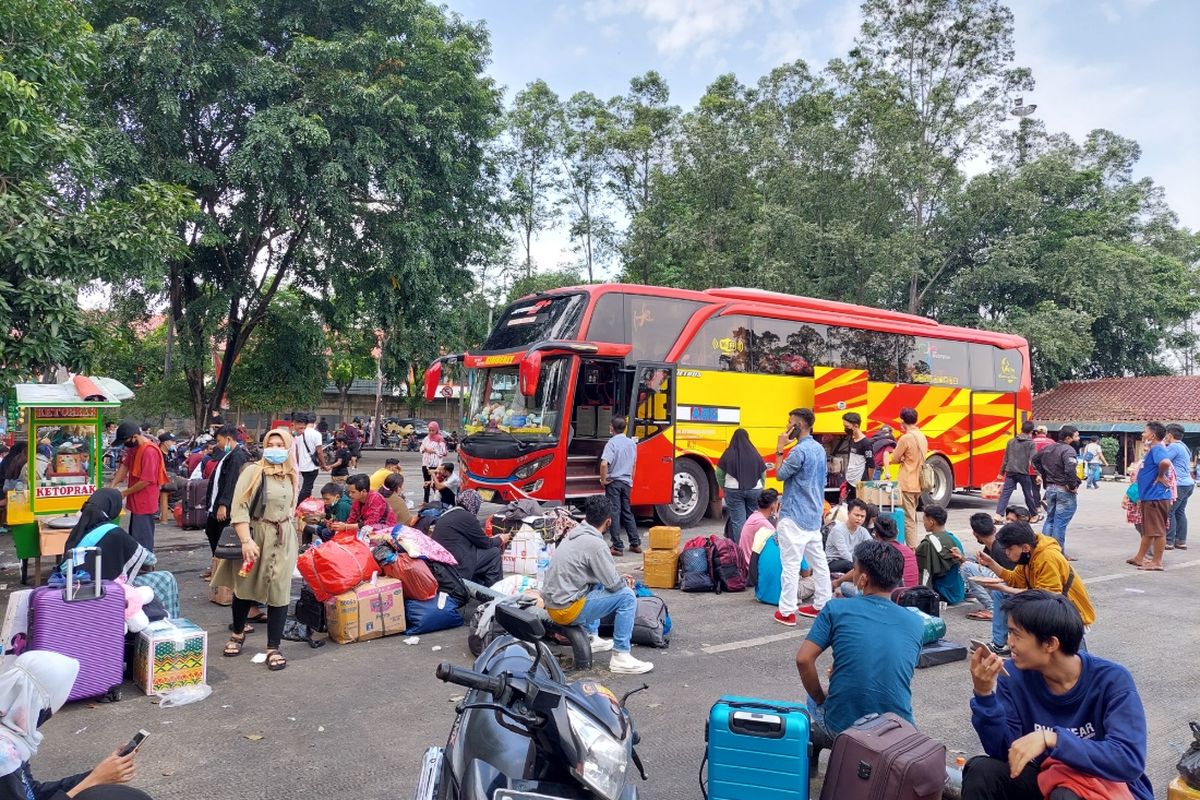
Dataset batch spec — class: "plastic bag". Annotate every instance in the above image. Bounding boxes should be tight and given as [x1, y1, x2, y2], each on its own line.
[1178, 722, 1200, 789]
[297, 531, 376, 602]
[156, 684, 212, 708]
[382, 553, 438, 601]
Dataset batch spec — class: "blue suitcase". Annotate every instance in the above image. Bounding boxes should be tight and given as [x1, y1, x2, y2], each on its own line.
[706, 695, 811, 800]
[886, 507, 905, 543]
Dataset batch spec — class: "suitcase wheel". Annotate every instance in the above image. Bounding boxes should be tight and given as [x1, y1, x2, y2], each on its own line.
[100, 687, 122, 704]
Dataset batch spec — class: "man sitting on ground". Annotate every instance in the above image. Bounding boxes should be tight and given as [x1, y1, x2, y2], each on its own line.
[977, 522, 1096, 644]
[303, 482, 351, 545]
[832, 515, 917, 595]
[964, 591, 1151, 800]
[742, 489, 779, 587]
[825, 498, 872, 574]
[542, 495, 654, 675]
[431, 489, 510, 586]
[430, 461, 460, 506]
[796, 540, 925, 752]
[915, 504, 966, 604]
[966, 513, 1015, 654]
[342, 473, 397, 529]
[369, 458, 404, 491]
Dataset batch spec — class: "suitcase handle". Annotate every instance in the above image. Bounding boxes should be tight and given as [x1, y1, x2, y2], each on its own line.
[723, 700, 806, 716]
[65, 547, 103, 602]
[729, 711, 785, 739]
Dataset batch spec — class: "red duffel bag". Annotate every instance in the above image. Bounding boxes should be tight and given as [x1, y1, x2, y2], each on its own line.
[382, 553, 439, 601]
[297, 532, 377, 602]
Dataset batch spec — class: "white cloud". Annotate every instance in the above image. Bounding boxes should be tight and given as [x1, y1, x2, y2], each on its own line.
[584, 0, 763, 58]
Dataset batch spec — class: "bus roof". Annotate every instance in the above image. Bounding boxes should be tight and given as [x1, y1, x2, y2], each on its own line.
[522, 283, 1027, 350]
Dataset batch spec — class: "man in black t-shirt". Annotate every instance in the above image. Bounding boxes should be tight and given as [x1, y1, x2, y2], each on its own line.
[966, 513, 1017, 654]
[327, 435, 351, 484]
[842, 412, 874, 500]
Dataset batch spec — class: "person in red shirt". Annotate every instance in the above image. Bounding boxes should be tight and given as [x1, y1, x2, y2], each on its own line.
[109, 420, 167, 551]
[341, 473, 396, 529]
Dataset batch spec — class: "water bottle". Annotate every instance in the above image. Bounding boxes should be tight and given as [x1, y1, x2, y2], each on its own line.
[943, 756, 966, 799]
[536, 542, 551, 586]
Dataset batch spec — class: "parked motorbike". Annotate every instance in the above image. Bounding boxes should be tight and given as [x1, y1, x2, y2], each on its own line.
[412, 603, 647, 800]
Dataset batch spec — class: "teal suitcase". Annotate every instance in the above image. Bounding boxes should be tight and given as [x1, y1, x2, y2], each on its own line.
[706, 695, 811, 800]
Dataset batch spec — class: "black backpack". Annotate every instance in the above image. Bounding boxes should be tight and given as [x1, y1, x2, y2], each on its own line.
[679, 536, 716, 592]
[892, 585, 941, 617]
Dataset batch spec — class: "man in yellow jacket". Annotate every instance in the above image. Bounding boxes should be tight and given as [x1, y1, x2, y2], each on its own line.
[976, 522, 1096, 641]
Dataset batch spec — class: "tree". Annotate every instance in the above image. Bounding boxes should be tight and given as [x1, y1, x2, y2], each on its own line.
[326, 327, 377, 423]
[86, 0, 503, 430]
[501, 80, 563, 279]
[556, 92, 615, 281]
[0, 0, 187, 387]
[835, 0, 1032, 312]
[226, 291, 327, 416]
[85, 315, 191, 425]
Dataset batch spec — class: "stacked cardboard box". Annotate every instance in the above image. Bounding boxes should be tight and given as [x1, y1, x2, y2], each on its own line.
[642, 525, 681, 589]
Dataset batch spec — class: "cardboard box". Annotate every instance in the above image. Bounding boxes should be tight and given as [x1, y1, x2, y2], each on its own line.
[501, 530, 554, 577]
[324, 577, 406, 644]
[132, 619, 208, 696]
[647, 526, 681, 551]
[857, 480, 898, 507]
[208, 558, 233, 606]
[642, 550, 679, 589]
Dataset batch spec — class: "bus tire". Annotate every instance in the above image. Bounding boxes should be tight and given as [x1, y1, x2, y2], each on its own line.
[921, 455, 954, 508]
[655, 459, 709, 528]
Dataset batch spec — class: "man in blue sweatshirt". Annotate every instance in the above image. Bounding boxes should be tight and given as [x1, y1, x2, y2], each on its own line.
[964, 590, 1152, 800]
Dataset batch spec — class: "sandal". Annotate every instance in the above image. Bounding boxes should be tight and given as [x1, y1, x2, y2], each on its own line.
[266, 649, 287, 671]
[1164, 544, 1175, 550]
[1125, 558, 1146, 566]
[247, 609, 269, 623]
[1029, 514, 1044, 524]
[1138, 565, 1165, 572]
[228, 623, 255, 634]
[223, 633, 246, 657]
[967, 610, 993, 621]
[199, 568, 213, 580]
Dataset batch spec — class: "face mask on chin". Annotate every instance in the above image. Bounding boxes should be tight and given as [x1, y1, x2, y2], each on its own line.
[1016, 551, 1032, 565]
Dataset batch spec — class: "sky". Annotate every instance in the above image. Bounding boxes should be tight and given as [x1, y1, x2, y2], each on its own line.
[443, 0, 1200, 276]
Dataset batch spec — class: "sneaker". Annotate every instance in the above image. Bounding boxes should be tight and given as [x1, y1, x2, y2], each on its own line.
[773, 611, 797, 626]
[589, 635, 614, 653]
[988, 643, 1011, 656]
[609, 547, 624, 557]
[797, 605, 822, 619]
[628, 545, 643, 554]
[609, 651, 654, 674]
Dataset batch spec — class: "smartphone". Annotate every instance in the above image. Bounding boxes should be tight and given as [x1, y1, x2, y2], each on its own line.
[118, 729, 150, 757]
[968, 638, 990, 653]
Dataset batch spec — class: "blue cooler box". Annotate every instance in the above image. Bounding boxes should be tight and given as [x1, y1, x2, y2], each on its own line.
[706, 696, 811, 800]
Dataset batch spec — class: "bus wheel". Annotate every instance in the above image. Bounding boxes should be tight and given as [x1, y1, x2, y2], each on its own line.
[921, 456, 954, 508]
[655, 459, 709, 528]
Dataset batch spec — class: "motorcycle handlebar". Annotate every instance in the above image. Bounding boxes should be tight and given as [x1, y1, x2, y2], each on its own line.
[436, 662, 507, 696]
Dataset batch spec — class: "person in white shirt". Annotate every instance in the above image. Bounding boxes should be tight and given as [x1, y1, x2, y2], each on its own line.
[291, 412, 326, 502]
[825, 498, 872, 574]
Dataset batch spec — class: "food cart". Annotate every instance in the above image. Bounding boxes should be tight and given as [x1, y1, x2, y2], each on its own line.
[5, 376, 133, 583]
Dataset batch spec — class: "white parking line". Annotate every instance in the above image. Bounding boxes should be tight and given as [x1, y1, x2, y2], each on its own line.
[701, 629, 808, 654]
[1084, 558, 1200, 585]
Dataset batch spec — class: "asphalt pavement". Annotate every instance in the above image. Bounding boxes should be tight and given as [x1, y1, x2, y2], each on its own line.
[2, 449, 1196, 800]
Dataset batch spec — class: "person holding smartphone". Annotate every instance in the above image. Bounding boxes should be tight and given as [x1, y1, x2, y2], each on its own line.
[0, 652, 153, 800]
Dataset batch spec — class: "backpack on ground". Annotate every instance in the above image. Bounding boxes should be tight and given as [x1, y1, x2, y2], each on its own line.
[891, 585, 941, 618]
[707, 535, 746, 593]
[679, 536, 715, 593]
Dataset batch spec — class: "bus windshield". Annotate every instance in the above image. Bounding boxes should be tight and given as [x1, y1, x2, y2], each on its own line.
[465, 358, 569, 439]
[481, 294, 586, 351]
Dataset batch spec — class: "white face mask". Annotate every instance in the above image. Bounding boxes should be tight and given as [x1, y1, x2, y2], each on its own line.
[263, 447, 288, 465]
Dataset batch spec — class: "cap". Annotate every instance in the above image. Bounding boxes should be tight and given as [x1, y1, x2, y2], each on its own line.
[1035, 425, 1048, 434]
[158, 433, 176, 443]
[115, 421, 141, 441]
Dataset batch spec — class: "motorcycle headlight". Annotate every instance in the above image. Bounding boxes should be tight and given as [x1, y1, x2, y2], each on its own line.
[566, 704, 628, 800]
[513, 455, 552, 481]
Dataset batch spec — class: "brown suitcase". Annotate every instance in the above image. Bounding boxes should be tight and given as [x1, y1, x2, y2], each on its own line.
[818, 712, 946, 800]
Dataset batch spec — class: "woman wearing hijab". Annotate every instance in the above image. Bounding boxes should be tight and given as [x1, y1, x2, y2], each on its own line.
[431, 489, 510, 586]
[418, 422, 448, 504]
[60, 489, 151, 583]
[213, 428, 299, 671]
[0, 652, 151, 800]
[716, 428, 767, 545]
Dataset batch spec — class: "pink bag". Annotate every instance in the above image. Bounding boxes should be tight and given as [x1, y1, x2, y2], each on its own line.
[392, 525, 458, 567]
[297, 532, 377, 602]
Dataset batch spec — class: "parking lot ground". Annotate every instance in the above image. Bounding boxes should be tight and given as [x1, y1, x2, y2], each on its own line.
[3, 450, 1196, 799]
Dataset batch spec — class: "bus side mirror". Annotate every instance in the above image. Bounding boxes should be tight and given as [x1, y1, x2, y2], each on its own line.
[424, 361, 443, 402]
[519, 352, 542, 397]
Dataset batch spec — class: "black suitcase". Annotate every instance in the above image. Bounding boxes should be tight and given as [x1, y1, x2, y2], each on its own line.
[916, 638, 968, 669]
[294, 584, 327, 633]
[181, 479, 209, 530]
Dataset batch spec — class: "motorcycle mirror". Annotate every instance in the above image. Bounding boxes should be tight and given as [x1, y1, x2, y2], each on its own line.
[495, 603, 545, 643]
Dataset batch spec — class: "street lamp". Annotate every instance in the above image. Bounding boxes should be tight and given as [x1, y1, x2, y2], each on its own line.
[1010, 97, 1038, 165]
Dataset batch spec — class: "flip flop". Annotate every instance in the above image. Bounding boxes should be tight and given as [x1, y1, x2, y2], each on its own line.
[228, 623, 255, 634]
[1125, 558, 1144, 566]
[1137, 565, 1165, 571]
[246, 611, 269, 623]
[967, 610, 993, 621]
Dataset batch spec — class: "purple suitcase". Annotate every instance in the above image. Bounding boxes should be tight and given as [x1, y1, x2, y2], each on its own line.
[29, 548, 126, 703]
[182, 478, 209, 530]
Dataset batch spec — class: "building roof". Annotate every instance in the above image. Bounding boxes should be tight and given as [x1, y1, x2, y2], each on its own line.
[1033, 377, 1200, 428]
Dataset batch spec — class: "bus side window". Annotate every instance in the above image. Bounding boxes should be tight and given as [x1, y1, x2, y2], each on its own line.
[750, 318, 827, 375]
[828, 327, 902, 382]
[633, 367, 673, 439]
[680, 315, 753, 371]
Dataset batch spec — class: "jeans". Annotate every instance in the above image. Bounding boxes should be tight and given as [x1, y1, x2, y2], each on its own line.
[995, 473, 1037, 516]
[1086, 464, 1102, 488]
[1168, 482, 1194, 546]
[724, 487, 761, 545]
[962, 757, 1083, 800]
[805, 696, 836, 751]
[1042, 485, 1078, 555]
[960, 560, 997, 611]
[777, 517, 832, 615]
[605, 480, 639, 549]
[990, 590, 1008, 646]
[572, 585, 638, 652]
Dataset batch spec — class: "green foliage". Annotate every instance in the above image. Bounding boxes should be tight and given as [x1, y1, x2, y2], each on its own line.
[86, 0, 503, 428]
[506, 269, 584, 304]
[0, 0, 188, 388]
[1100, 437, 1119, 464]
[227, 292, 327, 414]
[85, 316, 191, 424]
[501, 80, 563, 277]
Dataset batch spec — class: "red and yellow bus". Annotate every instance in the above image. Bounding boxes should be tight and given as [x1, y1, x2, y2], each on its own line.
[425, 284, 1032, 526]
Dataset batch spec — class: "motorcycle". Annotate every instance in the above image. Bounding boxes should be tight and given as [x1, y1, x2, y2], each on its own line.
[413, 603, 647, 800]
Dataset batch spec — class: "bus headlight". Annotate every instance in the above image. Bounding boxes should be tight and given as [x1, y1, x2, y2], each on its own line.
[567, 704, 628, 800]
[513, 455, 552, 481]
